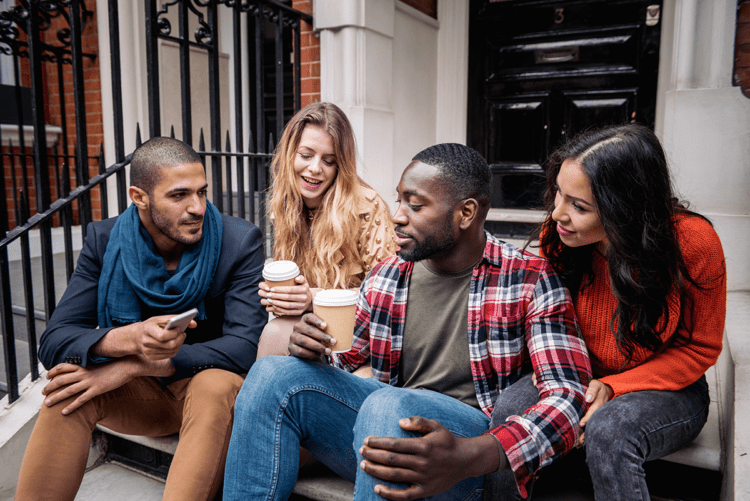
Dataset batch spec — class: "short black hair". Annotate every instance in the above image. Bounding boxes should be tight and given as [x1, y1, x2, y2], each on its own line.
[412, 143, 492, 213]
[130, 137, 202, 194]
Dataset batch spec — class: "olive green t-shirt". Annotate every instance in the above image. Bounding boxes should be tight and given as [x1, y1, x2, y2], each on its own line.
[399, 260, 480, 410]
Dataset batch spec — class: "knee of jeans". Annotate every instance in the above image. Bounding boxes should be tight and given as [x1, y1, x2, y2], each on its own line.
[490, 373, 539, 428]
[235, 357, 316, 413]
[354, 387, 415, 441]
[246, 355, 303, 387]
[584, 407, 634, 455]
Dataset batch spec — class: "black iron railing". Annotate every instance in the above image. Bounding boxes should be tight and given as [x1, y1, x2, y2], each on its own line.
[0, 0, 310, 403]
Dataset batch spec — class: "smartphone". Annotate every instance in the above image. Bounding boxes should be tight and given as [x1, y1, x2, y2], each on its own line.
[164, 308, 198, 332]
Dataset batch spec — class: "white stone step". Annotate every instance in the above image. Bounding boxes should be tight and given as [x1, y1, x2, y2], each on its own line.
[74, 463, 165, 501]
[1, 463, 165, 501]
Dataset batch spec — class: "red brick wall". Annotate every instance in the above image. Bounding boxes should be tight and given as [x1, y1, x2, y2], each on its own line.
[44, 2, 105, 224]
[293, 0, 321, 107]
[4, 2, 104, 230]
[400, 0, 437, 18]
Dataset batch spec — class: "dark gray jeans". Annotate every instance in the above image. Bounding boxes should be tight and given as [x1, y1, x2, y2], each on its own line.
[483, 373, 710, 501]
[483, 372, 540, 501]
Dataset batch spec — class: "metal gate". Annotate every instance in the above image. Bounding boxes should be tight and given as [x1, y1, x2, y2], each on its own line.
[0, 0, 310, 402]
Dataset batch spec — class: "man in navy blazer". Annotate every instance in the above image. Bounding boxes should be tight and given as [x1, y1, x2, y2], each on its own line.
[15, 137, 266, 501]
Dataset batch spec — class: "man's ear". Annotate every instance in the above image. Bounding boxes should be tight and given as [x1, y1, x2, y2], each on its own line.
[458, 198, 479, 230]
[129, 186, 149, 210]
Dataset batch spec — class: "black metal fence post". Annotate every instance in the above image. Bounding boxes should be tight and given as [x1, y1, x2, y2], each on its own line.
[69, 0, 92, 235]
[178, 0, 193, 147]
[0, 132, 18, 401]
[108, 0, 128, 212]
[232, 3, 245, 219]
[274, 9, 284, 142]
[26, 1, 56, 322]
[145, 0, 161, 139]
[207, 1, 223, 213]
[18, 190, 39, 381]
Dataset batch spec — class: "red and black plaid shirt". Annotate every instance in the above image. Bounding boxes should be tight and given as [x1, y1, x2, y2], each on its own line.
[333, 233, 591, 496]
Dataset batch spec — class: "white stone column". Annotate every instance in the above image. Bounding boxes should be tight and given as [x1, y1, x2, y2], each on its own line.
[315, 0, 395, 202]
[656, 0, 750, 292]
[435, 0, 469, 145]
[97, 0, 150, 215]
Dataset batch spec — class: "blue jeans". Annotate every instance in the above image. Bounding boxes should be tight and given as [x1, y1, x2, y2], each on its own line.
[583, 375, 710, 501]
[223, 356, 489, 501]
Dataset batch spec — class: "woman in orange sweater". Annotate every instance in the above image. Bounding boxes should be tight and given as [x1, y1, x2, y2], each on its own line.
[537, 124, 726, 500]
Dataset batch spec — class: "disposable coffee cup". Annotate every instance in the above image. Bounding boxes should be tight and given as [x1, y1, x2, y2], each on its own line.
[262, 260, 300, 289]
[313, 289, 359, 353]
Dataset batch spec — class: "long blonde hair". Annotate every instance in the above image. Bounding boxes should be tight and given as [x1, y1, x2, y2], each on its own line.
[269, 102, 364, 289]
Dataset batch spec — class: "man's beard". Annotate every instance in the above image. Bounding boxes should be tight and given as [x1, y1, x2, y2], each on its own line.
[149, 204, 203, 245]
[396, 217, 455, 262]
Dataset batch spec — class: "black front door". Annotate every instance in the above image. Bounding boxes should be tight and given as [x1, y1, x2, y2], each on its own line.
[468, 0, 663, 232]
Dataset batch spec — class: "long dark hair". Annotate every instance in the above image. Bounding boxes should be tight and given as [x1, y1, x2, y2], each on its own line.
[539, 124, 713, 363]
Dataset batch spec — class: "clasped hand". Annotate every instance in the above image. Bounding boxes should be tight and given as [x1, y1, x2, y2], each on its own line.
[259, 275, 314, 317]
[578, 378, 613, 446]
[531, 374, 613, 447]
[42, 357, 141, 416]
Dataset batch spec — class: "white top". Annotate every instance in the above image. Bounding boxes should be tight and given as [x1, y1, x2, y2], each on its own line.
[313, 289, 358, 307]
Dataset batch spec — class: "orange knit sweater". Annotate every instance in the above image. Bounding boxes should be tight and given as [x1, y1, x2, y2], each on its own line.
[571, 215, 726, 397]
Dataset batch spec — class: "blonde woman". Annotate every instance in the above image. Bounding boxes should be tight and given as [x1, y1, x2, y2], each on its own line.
[257, 102, 396, 357]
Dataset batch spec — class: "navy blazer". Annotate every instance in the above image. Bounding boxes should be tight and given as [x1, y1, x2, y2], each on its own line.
[39, 214, 267, 384]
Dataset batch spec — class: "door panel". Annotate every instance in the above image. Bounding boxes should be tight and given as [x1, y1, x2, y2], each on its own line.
[563, 89, 637, 134]
[488, 94, 549, 166]
[468, 0, 663, 232]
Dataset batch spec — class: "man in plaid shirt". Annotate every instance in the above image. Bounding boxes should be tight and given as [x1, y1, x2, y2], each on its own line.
[223, 143, 591, 501]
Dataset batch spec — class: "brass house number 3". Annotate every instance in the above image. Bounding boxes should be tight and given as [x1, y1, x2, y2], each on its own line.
[552, 5, 660, 26]
[554, 8, 564, 24]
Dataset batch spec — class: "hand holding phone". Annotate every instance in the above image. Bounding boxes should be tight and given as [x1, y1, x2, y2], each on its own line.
[164, 308, 198, 332]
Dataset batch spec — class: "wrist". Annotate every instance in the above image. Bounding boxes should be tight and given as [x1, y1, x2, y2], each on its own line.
[464, 434, 505, 478]
[90, 324, 140, 358]
[132, 354, 176, 378]
[604, 382, 614, 399]
[126, 322, 144, 356]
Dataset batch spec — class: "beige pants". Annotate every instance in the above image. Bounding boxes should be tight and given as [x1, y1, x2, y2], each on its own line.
[15, 368, 244, 501]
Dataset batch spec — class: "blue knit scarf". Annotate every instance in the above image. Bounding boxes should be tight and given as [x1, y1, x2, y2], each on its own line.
[97, 201, 222, 327]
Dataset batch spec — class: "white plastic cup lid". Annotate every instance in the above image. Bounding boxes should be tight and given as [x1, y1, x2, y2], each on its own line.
[262, 260, 300, 282]
[313, 289, 359, 307]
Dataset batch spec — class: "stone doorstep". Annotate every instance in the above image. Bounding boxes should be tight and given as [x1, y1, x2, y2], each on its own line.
[294, 462, 355, 501]
[660, 360, 723, 472]
[96, 425, 179, 456]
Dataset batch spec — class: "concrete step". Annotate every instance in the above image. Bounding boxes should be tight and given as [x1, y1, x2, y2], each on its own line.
[1, 462, 166, 501]
[92, 427, 717, 501]
[74, 462, 165, 501]
[0, 337, 34, 396]
[95, 426, 357, 501]
[294, 461, 354, 501]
